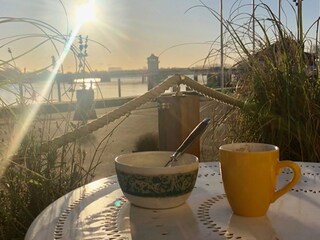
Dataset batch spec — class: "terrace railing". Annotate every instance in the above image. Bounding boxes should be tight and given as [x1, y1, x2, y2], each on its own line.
[41, 74, 245, 152]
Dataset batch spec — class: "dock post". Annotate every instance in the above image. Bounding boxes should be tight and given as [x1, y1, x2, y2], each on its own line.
[118, 78, 122, 97]
[193, 75, 198, 81]
[18, 82, 24, 105]
[57, 79, 62, 102]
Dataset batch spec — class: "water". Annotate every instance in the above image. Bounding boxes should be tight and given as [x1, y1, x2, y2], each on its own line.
[0, 77, 146, 105]
[0, 75, 207, 105]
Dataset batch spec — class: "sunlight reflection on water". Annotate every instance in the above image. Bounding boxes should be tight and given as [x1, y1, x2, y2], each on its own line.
[0, 75, 205, 105]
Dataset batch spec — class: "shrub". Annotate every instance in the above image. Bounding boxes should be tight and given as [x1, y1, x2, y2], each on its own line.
[134, 132, 159, 152]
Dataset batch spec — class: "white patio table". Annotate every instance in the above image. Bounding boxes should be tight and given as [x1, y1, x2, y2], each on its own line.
[25, 162, 320, 240]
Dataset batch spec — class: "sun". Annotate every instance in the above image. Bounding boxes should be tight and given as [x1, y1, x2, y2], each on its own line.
[76, 0, 96, 24]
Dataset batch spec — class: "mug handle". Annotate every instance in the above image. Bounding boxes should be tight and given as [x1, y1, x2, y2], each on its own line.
[271, 161, 301, 203]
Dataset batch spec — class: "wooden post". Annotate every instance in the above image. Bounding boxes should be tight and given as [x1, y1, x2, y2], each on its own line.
[193, 75, 198, 81]
[57, 79, 62, 102]
[147, 75, 156, 90]
[18, 82, 24, 105]
[158, 95, 200, 158]
[118, 78, 122, 97]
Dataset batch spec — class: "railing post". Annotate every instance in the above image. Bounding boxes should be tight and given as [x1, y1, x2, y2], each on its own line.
[157, 95, 200, 158]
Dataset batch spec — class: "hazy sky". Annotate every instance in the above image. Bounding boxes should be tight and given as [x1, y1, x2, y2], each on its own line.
[0, 0, 319, 72]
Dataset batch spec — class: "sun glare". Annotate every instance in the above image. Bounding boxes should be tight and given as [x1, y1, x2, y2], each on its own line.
[76, 0, 96, 24]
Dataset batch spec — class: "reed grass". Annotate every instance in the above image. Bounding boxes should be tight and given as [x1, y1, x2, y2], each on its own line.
[195, 1, 320, 162]
[0, 3, 111, 239]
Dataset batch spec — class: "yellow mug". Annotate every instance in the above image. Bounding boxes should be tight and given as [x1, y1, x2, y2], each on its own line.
[219, 143, 301, 217]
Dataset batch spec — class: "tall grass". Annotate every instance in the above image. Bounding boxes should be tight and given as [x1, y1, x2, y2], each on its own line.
[0, 3, 111, 239]
[0, 126, 94, 239]
[195, 1, 320, 162]
[234, 36, 320, 162]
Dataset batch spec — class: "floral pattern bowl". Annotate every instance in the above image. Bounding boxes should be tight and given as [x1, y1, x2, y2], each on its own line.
[115, 151, 199, 209]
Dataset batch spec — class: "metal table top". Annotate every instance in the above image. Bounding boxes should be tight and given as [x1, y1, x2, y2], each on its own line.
[25, 162, 320, 240]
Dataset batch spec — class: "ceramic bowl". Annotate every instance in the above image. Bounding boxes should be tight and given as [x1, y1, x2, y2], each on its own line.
[115, 151, 199, 209]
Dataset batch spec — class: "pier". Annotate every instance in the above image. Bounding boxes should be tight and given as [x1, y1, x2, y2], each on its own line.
[35, 66, 224, 83]
[14, 54, 232, 105]
[21, 53, 226, 84]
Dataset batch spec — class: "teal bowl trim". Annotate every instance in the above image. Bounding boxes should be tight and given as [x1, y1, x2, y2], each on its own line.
[116, 169, 198, 197]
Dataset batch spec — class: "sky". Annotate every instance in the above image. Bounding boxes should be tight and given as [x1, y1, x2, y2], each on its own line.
[0, 0, 319, 72]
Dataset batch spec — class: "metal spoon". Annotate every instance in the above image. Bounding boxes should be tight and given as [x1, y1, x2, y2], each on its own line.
[164, 118, 211, 167]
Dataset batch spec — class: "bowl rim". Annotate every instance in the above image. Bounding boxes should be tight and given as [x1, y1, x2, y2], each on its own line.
[115, 151, 199, 170]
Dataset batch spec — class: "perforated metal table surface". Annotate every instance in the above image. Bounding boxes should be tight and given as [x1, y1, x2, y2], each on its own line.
[25, 162, 320, 240]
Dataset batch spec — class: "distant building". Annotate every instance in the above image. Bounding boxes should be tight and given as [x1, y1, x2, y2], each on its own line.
[147, 54, 159, 73]
[147, 54, 160, 90]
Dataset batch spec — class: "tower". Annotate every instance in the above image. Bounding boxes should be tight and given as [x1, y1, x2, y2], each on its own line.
[147, 54, 159, 73]
[147, 54, 159, 90]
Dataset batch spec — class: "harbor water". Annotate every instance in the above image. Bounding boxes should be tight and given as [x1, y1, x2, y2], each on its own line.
[0, 76, 207, 105]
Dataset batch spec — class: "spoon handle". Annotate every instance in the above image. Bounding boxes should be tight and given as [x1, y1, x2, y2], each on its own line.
[165, 118, 210, 167]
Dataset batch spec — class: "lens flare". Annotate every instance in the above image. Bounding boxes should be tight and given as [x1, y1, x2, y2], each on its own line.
[1, 24, 81, 177]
